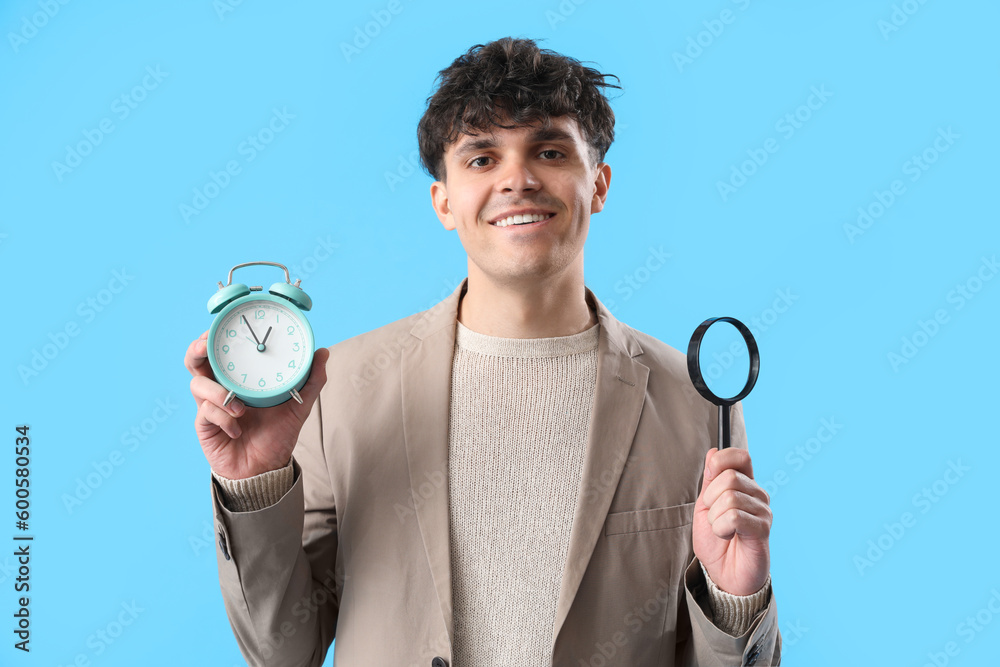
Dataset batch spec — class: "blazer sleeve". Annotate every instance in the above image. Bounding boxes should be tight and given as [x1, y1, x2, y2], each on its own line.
[673, 400, 782, 666]
[211, 393, 341, 666]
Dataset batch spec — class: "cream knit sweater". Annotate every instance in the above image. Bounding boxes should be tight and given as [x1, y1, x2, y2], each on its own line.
[212, 320, 770, 662]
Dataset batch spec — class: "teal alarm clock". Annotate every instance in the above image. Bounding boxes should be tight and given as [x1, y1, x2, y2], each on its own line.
[206, 261, 315, 408]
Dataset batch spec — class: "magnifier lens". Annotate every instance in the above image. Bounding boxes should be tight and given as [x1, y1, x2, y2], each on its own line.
[686, 316, 760, 449]
[697, 322, 752, 402]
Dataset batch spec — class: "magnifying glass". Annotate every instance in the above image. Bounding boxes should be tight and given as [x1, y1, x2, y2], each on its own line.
[686, 317, 760, 450]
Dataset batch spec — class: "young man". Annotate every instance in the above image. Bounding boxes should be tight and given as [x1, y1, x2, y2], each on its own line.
[185, 37, 780, 666]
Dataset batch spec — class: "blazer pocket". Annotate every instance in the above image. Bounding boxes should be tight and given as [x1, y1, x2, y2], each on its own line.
[604, 501, 696, 536]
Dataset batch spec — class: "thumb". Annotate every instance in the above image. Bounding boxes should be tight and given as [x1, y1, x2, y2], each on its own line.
[302, 347, 330, 399]
[702, 447, 717, 486]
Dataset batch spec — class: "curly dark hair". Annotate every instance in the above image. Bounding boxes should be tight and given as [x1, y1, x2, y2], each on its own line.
[417, 37, 622, 182]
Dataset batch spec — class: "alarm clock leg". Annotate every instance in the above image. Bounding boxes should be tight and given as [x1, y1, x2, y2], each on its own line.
[222, 390, 236, 408]
[288, 388, 303, 405]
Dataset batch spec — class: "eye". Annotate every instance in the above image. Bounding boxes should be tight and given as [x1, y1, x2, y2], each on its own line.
[540, 149, 564, 159]
[468, 156, 492, 168]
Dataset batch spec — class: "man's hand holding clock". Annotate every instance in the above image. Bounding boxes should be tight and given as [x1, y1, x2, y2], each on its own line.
[184, 330, 329, 480]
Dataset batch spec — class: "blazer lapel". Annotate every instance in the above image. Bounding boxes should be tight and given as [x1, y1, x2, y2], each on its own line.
[550, 287, 649, 648]
[399, 278, 467, 647]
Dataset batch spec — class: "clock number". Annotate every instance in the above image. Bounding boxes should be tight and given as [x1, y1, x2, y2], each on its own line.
[276, 372, 284, 382]
[287, 325, 295, 335]
[227, 362, 235, 371]
[288, 360, 296, 369]
[292, 342, 300, 352]
[258, 378, 266, 387]
[226, 329, 237, 338]
[241, 374, 247, 383]
[255, 309, 265, 320]
[275, 313, 280, 322]
[222, 345, 230, 354]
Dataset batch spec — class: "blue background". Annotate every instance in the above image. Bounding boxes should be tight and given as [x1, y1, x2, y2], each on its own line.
[3, 0, 998, 664]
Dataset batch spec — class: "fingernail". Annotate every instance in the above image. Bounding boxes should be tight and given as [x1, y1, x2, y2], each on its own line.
[232, 401, 244, 414]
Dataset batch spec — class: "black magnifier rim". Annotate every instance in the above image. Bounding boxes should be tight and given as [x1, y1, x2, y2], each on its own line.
[686, 316, 760, 406]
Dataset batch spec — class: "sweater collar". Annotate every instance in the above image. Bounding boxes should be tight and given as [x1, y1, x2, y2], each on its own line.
[408, 276, 645, 361]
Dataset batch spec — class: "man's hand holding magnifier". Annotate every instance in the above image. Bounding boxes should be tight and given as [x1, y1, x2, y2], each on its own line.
[693, 447, 772, 597]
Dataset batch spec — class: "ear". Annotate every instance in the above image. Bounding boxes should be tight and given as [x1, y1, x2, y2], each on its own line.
[430, 180, 456, 231]
[590, 162, 612, 215]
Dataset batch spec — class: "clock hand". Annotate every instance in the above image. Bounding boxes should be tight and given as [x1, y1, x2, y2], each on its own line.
[261, 326, 272, 346]
[242, 314, 262, 345]
[242, 314, 266, 352]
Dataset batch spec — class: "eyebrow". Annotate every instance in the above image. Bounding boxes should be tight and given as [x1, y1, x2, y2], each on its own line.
[452, 127, 577, 160]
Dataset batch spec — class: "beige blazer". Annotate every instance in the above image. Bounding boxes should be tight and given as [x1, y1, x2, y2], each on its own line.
[210, 277, 781, 666]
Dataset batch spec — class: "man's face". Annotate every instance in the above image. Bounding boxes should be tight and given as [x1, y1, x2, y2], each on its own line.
[430, 114, 611, 288]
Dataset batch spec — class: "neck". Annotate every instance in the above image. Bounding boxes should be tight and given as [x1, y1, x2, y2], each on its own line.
[457, 265, 598, 339]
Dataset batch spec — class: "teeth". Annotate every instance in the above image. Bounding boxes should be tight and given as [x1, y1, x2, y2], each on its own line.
[493, 212, 553, 227]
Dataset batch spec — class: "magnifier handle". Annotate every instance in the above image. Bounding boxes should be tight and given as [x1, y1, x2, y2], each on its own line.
[718, 404, 731, 450]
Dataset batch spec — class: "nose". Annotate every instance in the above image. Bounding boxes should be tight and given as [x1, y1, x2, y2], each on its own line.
[495, 156, 540, 193]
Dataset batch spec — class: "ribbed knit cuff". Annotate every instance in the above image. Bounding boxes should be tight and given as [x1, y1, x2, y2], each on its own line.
[700, 562, 771, 637]
[211, 458, 295, 513]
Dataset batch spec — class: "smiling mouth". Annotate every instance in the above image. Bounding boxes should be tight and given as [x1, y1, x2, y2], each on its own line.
[490, 212, 556, 228]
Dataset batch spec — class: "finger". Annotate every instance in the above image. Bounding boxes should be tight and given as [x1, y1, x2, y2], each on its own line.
[703, 468, 769, 507]
[707, 488, 772, 528]
[190, 375, 245, 417]
[184, 331, 213, 379]
[195, 398, 242, 440]
[705, 447, 754, 482]
[709, 506, 772, 542]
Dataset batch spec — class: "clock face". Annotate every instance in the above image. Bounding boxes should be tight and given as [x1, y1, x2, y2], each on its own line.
[210, 297, 312, 397]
